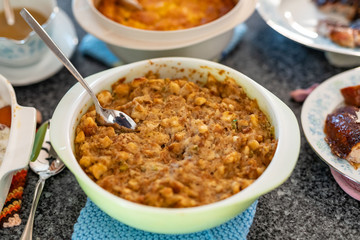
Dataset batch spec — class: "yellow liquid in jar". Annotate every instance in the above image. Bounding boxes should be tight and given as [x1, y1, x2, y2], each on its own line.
[0, 8, 48, 40]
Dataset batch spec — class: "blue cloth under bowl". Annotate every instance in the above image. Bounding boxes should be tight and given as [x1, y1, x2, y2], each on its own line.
[72, 199, 258, 240]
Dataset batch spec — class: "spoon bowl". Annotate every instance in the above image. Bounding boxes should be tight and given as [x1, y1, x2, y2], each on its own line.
[20, 8, 137, 130]
[20, 121, 65, 240]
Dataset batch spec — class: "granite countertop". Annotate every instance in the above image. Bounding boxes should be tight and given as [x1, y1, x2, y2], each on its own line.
[1, 1, 359, 239]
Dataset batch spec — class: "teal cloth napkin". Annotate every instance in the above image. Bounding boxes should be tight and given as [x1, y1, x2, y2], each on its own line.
[78, 24, 247, 67]
[72, 199, 258, 240]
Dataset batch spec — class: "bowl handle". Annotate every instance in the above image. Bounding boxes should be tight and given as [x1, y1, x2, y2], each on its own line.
[260, 91, 301, 195]
[241, 89, 300, 200]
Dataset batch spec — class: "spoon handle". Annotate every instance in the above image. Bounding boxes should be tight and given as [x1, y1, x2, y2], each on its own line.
[4, 0, 15, 25]
[120, 0, 143, 10]
[20, 178, 46, 240]
[19, 8, 100, 111]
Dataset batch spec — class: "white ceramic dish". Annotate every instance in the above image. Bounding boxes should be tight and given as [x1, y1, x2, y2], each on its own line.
[301, 67, 360, 185]
[257, 0, 360, 57]
[0, 75, 36, 211]
[50, 57, 300, 234]
[72, 0, 256, 63]
[0, 9, 78, 86]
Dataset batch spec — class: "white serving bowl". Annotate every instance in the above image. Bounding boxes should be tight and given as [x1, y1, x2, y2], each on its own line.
[72, 0, 256, 63]
[50, 57, 300, 234]
[0, 0, 57, 67]
[0, 75, 36, 210]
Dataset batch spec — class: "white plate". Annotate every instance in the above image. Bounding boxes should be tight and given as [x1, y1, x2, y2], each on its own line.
[0, 9, 78, 86]
[301, 68, 360, 184]
[257, 0, 360, 57]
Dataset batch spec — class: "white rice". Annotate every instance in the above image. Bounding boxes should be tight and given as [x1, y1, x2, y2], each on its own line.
[0, 125, 10, 164]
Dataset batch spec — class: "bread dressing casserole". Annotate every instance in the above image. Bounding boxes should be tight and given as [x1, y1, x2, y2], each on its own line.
[96, 0, 238, 30]
[74, 73, 277, 208]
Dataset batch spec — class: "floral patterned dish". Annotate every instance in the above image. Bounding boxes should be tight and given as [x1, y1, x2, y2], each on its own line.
[301, 67, 360, 184]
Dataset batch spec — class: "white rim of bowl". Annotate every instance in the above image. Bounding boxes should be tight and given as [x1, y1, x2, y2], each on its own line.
[73, 0, 256, 50]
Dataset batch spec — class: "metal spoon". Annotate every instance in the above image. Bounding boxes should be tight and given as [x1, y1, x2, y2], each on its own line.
[20, 121, 65, 240]
[4, 0, 15, 25]
[20, 8, 137, 131]
[121, 0, 143, 10]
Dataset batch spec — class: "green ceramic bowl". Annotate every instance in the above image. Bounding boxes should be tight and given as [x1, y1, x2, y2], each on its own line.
[50, 57, 300, 234]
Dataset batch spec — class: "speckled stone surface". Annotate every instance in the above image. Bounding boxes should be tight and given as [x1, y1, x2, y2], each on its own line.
[1, 1, 359, 239]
